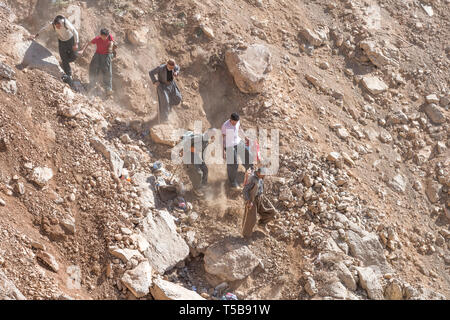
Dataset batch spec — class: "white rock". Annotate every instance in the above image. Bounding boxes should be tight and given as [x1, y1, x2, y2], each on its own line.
[37, 251, 59, 272]
[204, 239, 260, 281]
[150, 124, 180, 147]
[0, 198, 5, 206]
[130, 234, 150, 253]
[30, 167, 53, 187]
[356, 266, 383, 300]
[127, 27, 149, 47]
[141, 210, 189, 274]
[121, 261, 152, 298]
[225, 44, 272, 94]
[305, 277, 318, 296]
[425, 94, 439, 104]
[109, 247, 143, 263]
[0, 270, 26, 300]
[327, 152, 341, 162]
[336, 262, 357, 291]
[389, 174, 407, 193]
[150, 277, 205, 300]
[60, 216, 76, 235]
[90, 137, 124, 178]
[361, 76, 388, 95]
[200, 24, 215, 39]
[1, 80, 17, 94]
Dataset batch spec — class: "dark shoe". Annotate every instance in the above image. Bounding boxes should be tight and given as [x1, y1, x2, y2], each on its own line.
[62, 75, 73, 86]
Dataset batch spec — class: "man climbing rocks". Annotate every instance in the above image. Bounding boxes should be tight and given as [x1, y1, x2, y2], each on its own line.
[221, 113, 253, 189]
[30, 15, 79, 86]
[242, 167, 277, 238]
[79, 28, 115, 96]
[180, 130, 213, 197]
[149, 59, 182, 123]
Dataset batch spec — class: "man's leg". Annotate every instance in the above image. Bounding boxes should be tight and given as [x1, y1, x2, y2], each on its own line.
[58, 39, 71, 77]
[242, 201, 257, 238]
[157, 85, 170, 122]
[237, 141, 253, 171]
[199, 162, 208, 185]
[257, 195, 277, 225]
[89, 53, 100, 88]
[168, 82, 182, 106]
[226, 146, 238, 187]
[102, 53, 113, 93]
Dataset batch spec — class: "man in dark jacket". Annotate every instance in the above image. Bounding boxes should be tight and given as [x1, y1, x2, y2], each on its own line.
[149, 59, 182, 123]
[180, 131, 212, 197]
[242, 167, 277, 237]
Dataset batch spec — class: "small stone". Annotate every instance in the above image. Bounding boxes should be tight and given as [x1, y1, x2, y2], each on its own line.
[327, 152, 341, 162]
[200, 24, 215, 39]
[30, 167, 54, 187]
[31, 241, 46, 251]
[0, 198, 5, 206]
[305, 277, 318, 296]
[37, 251, 59, 272]
[425, 94, 439, 104]
[120, 134, 132, 144]
[361, 76, 388, 95]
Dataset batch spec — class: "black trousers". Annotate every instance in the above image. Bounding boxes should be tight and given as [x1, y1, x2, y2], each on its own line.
[187, 163, 208, 189]
[58, 36, 77, 77]
[225, 141, 253, 186]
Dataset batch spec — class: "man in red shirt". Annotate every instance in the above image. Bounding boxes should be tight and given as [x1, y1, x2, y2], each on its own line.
[80, 28, 115, 96]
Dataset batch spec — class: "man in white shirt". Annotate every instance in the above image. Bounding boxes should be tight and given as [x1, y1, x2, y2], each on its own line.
[221, 113, 254, 188]
[30, 15, 79, 85]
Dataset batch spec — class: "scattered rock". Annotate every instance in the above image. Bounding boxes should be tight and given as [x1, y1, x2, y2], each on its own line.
[109, 247, 144, 263]
[360, 40, 393, 68]
[425, 94, 439, 104]
[204, 239, 260, 282]
[356, 266, 383, 300]
[0, 61, 15, 79]
[141, 210, 189, 274]
[90, 137, 124, 178]
[1, 79, 17, 94]
[59, 104, 81, 118]
[36, 251, 59, 272]
[60, 216, 76, 235]
[423, 104, 445, 124]
[30, 167, 53, 187]
[0, 270, 26, 300]
[384, 279, 403, 300]
[361, 76, 388, 95]
[389, 174, 407, 193]
[225, 44, 272, 94]
[327, 152, 341, 162]
[127, 27, 149, 47]
[200, 24, 215, 39]
[425, 180, 440, 204]
[347, 230, 391, 272]
[150, 124, 180, 147]
[336, 262, 357, 291]
[121, 261, 152, 298]
[150, 277, 205, 300]
[0, 198, 5, 206]
[305, 276, 318, 296]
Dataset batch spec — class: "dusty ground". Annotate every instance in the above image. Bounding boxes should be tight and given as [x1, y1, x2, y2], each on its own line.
[0, 0, 448, 300]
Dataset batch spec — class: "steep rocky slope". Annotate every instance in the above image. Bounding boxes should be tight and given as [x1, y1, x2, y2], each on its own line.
[0, 0, 448, 300]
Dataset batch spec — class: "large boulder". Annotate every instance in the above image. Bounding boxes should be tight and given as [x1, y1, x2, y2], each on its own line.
[121, 261, 153, 298]
[133, 172, 156, 211]
[225, 44, 272, 94]
[356, 266, 384, 300]
[2, 25, 63, 78]
[127, 27, 149, 47]
[347, 230, 391, 273]
[141, 210, 189, 274]
[204, 238, 261, 282]
[150, 124, 181, 147]
[0, 270, 26, 300]
[361, 76, 388, 95]
[150, 277, 205, 300]
[90, 137, 124, 178]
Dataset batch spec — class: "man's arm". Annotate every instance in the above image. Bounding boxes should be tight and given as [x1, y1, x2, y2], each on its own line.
[79, 39, 94, 56]
[174, 64, 180, 77]
[149, 66, 160, 85]
[29, 22, 52, 40]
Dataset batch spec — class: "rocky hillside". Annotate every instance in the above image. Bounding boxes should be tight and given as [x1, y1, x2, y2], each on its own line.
[0, 0, 448, 300]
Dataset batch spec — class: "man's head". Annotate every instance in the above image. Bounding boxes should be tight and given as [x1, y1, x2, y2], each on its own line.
[53, 15, 64, 29]
[100, 28, 110, 41]
[230, 112, 240, 126]
[167, 59, 176, 71]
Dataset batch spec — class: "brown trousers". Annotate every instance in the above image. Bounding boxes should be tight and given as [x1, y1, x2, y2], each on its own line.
[242, 195, 277, 238]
